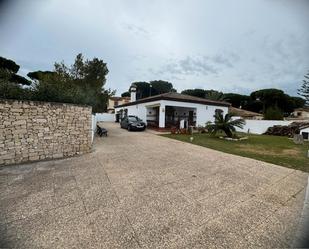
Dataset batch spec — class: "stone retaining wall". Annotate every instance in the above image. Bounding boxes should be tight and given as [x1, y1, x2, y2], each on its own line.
[0, 99, 92, 166]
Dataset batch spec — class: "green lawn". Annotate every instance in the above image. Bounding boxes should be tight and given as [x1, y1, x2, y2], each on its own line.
[162, 132, 309, 172]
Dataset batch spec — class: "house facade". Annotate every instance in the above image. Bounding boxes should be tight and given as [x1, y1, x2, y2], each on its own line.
[107, 97, 130, 113]
[115, 87, 230, 128]
[289, 108, 309, 120]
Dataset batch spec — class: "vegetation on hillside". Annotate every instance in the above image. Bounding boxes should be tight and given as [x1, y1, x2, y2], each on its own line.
[179, 88, 305, 118]
[0, 54, 114, 112]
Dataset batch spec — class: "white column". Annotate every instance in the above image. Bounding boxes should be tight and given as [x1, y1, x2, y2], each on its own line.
[130, 91, 136, 102]
[195, 106, 202, 127]
[159, 105, 165, 128]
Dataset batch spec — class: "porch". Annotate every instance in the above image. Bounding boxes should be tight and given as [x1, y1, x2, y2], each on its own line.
[146, 105, 196, 129]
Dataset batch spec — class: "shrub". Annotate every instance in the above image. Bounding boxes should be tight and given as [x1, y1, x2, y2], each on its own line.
[264, 106, 284, 120]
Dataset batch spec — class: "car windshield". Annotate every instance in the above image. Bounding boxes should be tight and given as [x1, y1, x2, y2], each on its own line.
[128, 116, 139, 122]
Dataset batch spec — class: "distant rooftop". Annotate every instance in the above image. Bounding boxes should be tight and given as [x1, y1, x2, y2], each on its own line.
[229, 106, 262, 117]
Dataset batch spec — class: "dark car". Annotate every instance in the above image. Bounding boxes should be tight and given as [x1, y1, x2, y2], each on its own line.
[120, 115, 146, 131]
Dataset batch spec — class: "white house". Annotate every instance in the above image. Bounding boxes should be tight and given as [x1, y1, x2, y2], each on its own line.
[114, 86, 230, 129]
[289, 108, 309, 120]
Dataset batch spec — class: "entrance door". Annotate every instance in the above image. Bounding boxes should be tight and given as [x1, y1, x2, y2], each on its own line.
[188, 111, 194, 125]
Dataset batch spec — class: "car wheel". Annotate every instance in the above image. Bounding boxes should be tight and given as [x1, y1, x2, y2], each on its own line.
[127, 125, 131, 131]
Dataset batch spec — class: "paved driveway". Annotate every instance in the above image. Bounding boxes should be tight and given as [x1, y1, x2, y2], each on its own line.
[0, 122, 308, 248]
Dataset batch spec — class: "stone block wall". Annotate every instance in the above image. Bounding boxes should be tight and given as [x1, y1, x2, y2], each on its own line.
[0, 99, 92, 166]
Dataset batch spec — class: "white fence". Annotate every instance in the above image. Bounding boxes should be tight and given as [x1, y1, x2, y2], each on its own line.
[233, 117, 293, 134]
[95, 113, 115, 122]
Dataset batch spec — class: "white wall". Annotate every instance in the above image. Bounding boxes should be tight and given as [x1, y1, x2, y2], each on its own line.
[96, 113, 115, 122]
[115, 100, 161, 123]
[300, 127, 309, 133]
[233, 118, 293, 134]
[196, 104, 228, 126]
[91, 113, 115, 142]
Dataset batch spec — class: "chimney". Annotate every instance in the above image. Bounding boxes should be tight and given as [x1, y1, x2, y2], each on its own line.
[130, 84, 137, 102]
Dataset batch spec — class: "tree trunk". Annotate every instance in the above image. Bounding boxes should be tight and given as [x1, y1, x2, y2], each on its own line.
[224, 128, 233, 138]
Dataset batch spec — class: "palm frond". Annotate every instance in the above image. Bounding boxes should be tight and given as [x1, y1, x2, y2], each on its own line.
[229, 118, 245, 128]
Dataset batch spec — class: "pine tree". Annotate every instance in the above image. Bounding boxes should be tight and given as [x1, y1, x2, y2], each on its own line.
[298, 71, 309, 106]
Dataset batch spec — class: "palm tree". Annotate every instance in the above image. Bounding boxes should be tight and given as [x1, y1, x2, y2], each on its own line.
[207, 112, 245, 138]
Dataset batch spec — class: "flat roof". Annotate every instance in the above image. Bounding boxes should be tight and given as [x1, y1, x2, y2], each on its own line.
[115, 92, 231, 108]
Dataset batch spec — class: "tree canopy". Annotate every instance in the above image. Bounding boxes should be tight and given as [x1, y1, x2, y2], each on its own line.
[222, 93, 251, 108]
[181, 88, 223, 100]
[263, 106, 284, 120]
[32, 53, 112, 112]
[0, 56, 20, 73]
[181, 87, 304, 116]
[123, 80, 176, 100]
[27, 71, 56, 81]
[0, 54, 113, 113]
[181, 88, 206, 98]
[121, 91, 130, 97]
[0, 56, 31, 85]
[250, 88, 304, 114]
[150, 80, 175, 95]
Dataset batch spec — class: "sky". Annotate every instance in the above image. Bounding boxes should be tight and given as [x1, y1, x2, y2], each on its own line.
[0, 0, 308, 96]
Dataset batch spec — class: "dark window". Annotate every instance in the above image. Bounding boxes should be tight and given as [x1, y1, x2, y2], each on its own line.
[302, 132, 308, 140]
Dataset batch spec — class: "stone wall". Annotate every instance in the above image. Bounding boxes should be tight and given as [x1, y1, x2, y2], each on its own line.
[0, 99, 92, 166]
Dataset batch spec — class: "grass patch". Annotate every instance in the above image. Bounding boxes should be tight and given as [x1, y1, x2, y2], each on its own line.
[162, 132, 309, 172]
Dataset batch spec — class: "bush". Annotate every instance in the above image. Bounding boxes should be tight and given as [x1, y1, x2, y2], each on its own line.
[264, 106, 284, 120]
[0, 78, 32, 100]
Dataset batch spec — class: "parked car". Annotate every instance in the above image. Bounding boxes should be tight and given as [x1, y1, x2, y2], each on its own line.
[120, 116, 146, 131]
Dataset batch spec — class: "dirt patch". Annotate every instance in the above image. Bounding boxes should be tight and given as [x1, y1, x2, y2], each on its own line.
[282, 149, 301, 156]
[237, 145, 300, 156]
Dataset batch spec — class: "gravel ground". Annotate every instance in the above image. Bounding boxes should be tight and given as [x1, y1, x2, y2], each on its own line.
[0, 122, 308, 248]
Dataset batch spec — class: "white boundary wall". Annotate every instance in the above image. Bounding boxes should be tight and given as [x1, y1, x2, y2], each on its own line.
[91, 113, 115, 142]
[96, 113, 115, 122]
[233, 117, 293, 134]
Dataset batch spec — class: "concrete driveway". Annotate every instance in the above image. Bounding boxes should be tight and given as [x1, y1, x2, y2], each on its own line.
[0, 122, 308, 248]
